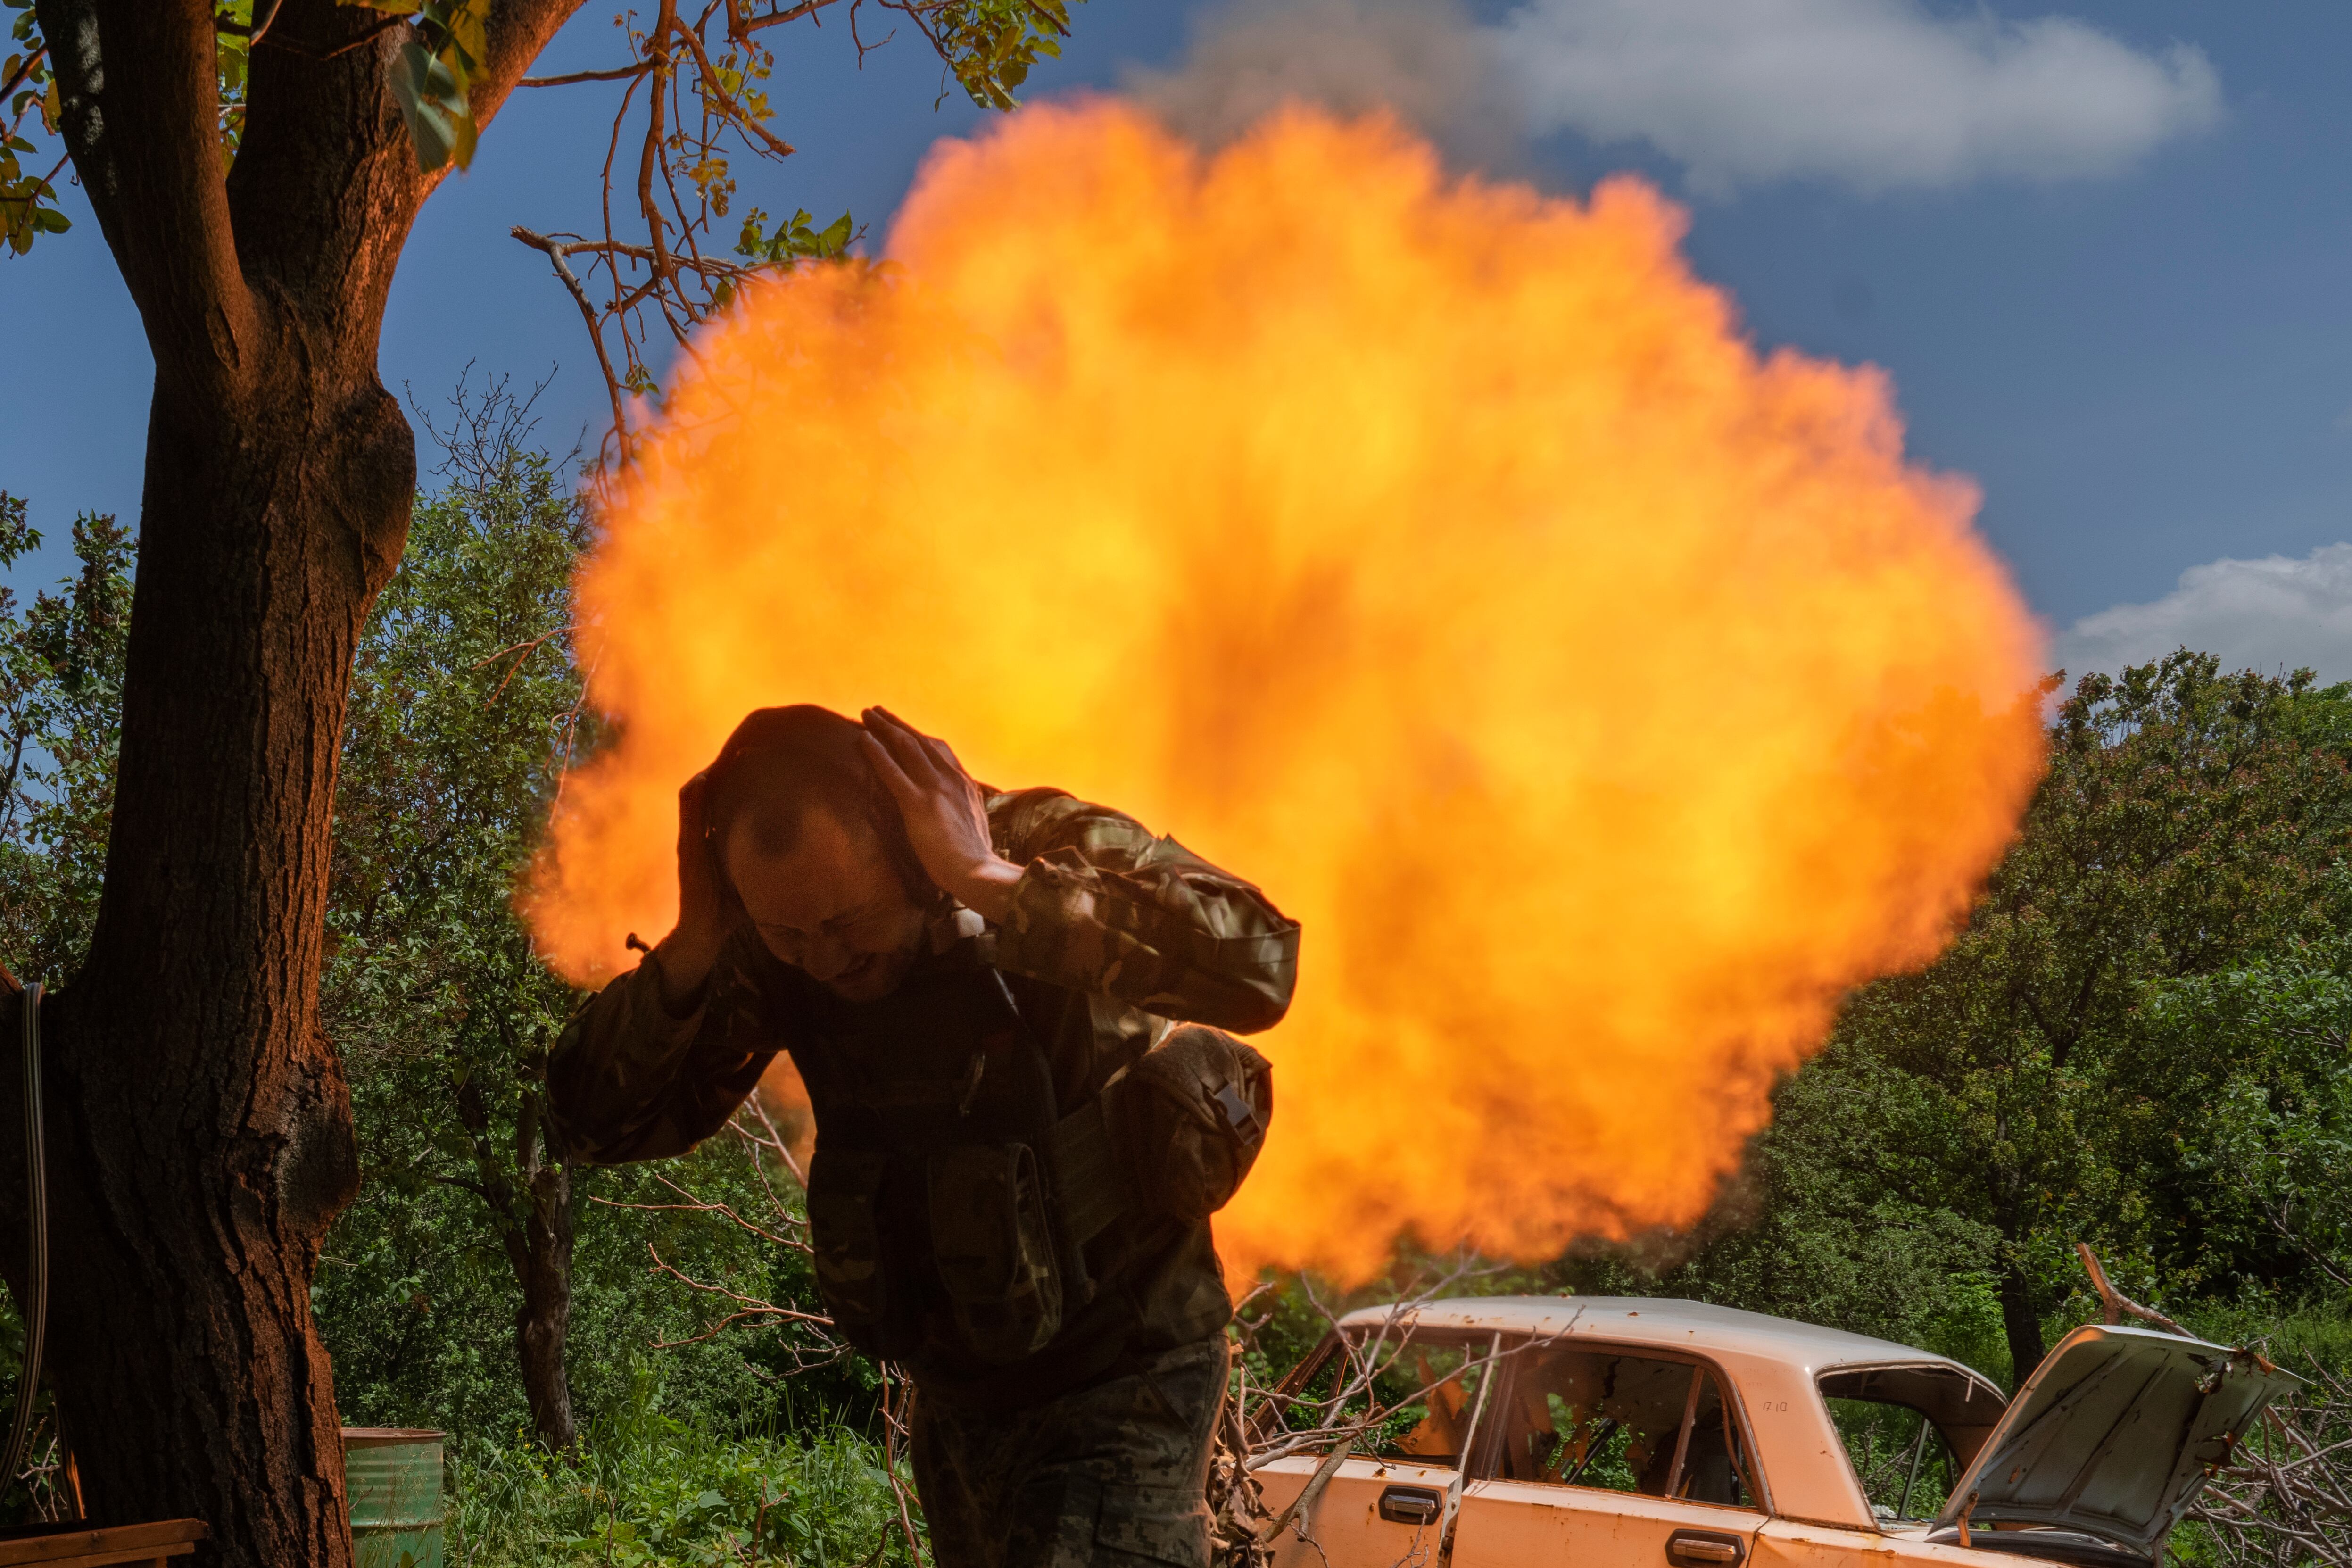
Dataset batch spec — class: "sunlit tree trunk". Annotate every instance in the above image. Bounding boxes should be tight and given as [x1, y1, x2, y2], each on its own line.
[12, 2, 574, 1558]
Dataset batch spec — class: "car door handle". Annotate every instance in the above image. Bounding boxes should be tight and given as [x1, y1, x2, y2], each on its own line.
[1378, 1485, 1444, 1526]
[1667, 1530, 1747, 1567]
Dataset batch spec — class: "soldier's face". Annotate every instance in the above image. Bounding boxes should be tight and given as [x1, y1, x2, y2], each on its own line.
[724, 809, 927, 1001]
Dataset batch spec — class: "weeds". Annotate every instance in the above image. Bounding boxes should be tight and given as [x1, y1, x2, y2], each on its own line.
[447, 1410, 921, 1568]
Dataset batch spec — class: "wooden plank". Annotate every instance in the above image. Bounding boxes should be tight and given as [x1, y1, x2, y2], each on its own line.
[0, 1548, 194, 1568]
[0, 1519, 206, 1566]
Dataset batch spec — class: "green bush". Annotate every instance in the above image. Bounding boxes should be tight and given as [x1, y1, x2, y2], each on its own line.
[447, 1408, 919, 1568]
[320, 1130, 871, 1448]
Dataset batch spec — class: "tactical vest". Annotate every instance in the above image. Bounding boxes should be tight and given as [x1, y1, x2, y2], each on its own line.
[787, 936, 1275, 1370]
[789, 938, 1126, 1366]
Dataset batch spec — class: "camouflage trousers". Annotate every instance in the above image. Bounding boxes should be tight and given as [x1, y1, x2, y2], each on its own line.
[910, 1336, 1229, 1568]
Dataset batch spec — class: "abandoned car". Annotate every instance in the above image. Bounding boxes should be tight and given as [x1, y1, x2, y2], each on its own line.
[1252, 1296, 2292, 1568]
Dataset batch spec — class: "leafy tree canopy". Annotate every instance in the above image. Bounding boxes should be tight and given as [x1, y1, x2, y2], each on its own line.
[1570, 654, 2352, 1385]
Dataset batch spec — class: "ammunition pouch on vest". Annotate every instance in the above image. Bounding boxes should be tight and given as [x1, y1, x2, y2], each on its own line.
[928, 1140, 1064, 1362]
[805, 1145, 894, 1334]
[792, 940, 1099, 1366]
[1105, 1024, 1273, 1223]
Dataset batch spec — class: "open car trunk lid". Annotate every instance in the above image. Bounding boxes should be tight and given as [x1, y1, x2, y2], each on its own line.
[1933, 1324, 2299, 1555]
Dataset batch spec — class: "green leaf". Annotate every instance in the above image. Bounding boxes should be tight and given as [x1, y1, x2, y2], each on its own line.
[442, 71, 477, 169]
[432, 0, 489, 73]
[385, 39, 473, 173]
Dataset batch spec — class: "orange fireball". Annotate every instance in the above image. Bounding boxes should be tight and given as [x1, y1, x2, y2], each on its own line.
[526, 102, 2047, 1280]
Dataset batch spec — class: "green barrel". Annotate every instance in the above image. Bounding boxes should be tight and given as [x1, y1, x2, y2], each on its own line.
[344, 1428, 445, 1568]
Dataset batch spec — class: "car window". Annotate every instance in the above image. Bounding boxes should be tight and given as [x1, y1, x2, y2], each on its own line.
[1275, 1328, 1503, 1467]
[1816, 1366, 1996, 1523]
[1822, 1397, 1959, 1521]
[1489, 1344, 1761, 1509]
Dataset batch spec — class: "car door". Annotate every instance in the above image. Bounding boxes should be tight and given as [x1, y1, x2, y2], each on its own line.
[1449, 1339, 1765, 1568]
[1253, 1329, 1504, 1568]
[1746, 1364, 1980, 1568]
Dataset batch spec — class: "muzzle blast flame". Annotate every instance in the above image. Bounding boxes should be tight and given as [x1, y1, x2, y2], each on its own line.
[526, 102, 2047, 1281]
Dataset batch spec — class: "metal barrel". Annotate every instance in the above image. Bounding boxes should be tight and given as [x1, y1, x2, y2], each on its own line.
[343, 1428, 445, 1568]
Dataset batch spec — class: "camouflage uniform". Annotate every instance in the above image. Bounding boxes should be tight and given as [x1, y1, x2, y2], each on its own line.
[547, 787, 1299, 1568]
[913, 1336, 1231, 1566]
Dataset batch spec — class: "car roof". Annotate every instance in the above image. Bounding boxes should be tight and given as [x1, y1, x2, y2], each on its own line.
[1335, 1294, 1985, 1377]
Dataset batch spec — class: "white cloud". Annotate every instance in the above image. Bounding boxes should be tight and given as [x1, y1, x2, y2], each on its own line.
[2055, 544, 2352, 685]
[1488, 0, 2223, 193]
[1125, 0, 2220, 196]
[1122, 0, 1521, 169]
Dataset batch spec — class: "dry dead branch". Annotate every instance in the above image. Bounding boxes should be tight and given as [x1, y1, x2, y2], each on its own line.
[2076, 1242, 2197, 1338]
[1213, 1256, 1555, 1562]
[594, 1120, 841, 1374]
[879, 1363, 928, 1566]
[2184, 1357, 2352, 1568]
[505, 0, 1073, 468]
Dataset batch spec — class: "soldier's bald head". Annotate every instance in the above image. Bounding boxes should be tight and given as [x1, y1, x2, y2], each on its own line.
[704, 706, 933, 996]
[704, 705, 931, 904]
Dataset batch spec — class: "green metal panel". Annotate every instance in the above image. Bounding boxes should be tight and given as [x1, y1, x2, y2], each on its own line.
[344, 1428, 444, 1568]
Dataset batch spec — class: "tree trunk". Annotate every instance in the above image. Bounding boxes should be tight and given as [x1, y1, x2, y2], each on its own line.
[459, 1078, 579, 1451]
[25, 347, 395, 1566]
[20, 2, 575, 1559]
[516, 1152, 578, 1452]
[1998, 1257, 2046, 1391]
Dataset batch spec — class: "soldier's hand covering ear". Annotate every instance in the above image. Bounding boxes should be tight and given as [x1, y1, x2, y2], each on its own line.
[859, 707, 1025, 923]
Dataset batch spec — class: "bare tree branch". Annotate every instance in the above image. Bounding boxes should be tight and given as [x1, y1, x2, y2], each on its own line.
[0, 46, 47, 103]
[2186, 1356, 2352, 1568]
[880, 1364, 927, 1565]
[521, 61, 655, 87]
[2076, 1241, 2195, 1337]
[503, 0, 1075, 465]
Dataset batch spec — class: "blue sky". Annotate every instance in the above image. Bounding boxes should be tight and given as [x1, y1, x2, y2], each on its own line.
[6, 0, 2351, 677]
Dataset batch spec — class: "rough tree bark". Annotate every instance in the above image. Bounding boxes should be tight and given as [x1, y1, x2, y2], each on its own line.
[11, 2, 577, 1560]
[514, 1148, 579, 1452]
[453, 1078, 577, 1450]
[1998, 1254, 2046, 1389]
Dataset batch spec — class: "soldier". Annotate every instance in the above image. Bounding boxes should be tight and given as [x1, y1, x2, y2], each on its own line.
[547, 703, 1300, 1567]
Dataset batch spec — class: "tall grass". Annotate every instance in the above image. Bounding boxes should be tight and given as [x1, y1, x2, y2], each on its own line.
[447, 1408, 922, 1568]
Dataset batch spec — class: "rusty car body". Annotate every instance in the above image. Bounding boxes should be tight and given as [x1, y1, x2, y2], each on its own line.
[1253, 1296, 2292, 1568]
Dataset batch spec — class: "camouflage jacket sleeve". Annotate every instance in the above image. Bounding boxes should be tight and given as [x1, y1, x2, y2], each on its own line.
[546, 787, 1297, 1165]
[985, 788, 1300, 1033]
[544, 943, 777, 1166]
